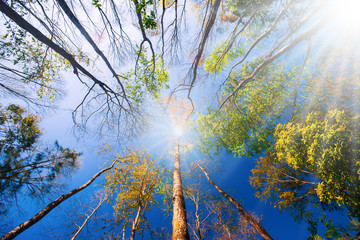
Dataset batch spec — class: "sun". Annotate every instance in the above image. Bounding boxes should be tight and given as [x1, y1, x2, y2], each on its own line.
[173, 127, 183, 138]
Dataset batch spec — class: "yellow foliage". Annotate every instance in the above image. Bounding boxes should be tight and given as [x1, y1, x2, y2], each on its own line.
[103, 148, 166, 222]
[163, 97, 193, 129]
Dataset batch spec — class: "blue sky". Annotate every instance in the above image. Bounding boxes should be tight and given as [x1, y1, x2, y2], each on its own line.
[2, 0, 360, 239]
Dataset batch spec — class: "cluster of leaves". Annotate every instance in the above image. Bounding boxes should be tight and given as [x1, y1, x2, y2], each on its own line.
[133, 0, 157, 29]
[0, 23, 66, 99]
[92, 0, 102, 8]
[102, 148, 168, 238]
[0, 20, 91, 101]
[225, 0, 275, 17]
[198, 38, 360, 236]
[204, 41, 244, 74]
[249, 64, 360, 238]
[0, 104, 80, 215]
[250, 108, 360, 238]
[197, 60, 296, 157]
[122, 47, 169, 103]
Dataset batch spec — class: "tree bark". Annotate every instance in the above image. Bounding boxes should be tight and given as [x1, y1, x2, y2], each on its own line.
[172, 141, 190, 240]
[1, 159, 121, 240]
[197, 164, 273, 240]
[130, 205, 142, 240]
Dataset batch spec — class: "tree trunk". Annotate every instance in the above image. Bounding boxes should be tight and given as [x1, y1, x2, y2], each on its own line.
[197, 164, 273, 240]
[71, 195, 106, 240]
[172, 141, 190, 240]
[130, 205, 142, 240]
[1, 159, 121, 240]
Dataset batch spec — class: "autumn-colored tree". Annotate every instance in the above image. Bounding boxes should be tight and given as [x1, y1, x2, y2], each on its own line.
[197, 30, 360, 236]
[103, 148, 167, 240]
[249, 57, 360, 238]
[250, 108, 360, 238]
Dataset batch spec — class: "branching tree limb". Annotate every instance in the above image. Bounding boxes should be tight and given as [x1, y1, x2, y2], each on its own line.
[219, 16, 328, 109]
[0, 0, 128, 111]
[70, 193, 107, 240]
[55, 0, 128, 99]
[187, 0, 221, 98]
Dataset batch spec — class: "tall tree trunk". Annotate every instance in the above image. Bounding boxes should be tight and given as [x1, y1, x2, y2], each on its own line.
[172, 141, 190, 240]
[130, 205, 142, 240]
[197, 164, 273, 240]
[1, 159, 121, 240]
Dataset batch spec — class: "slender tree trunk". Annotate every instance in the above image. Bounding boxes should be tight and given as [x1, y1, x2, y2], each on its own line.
[197, 164, 273, 240]
[130, 205, 142, 240]
[71, 195, 106, 240]
[122, 225, 126, 240]
[172, 141, 190, 240]
[1, 159, 121, 240]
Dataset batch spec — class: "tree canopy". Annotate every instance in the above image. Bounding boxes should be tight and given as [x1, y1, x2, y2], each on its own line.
[1, 0, 360, 239]
[0, 104, 80, 215]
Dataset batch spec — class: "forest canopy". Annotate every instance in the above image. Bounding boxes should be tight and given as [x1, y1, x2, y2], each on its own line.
[1, 0, 360, 239]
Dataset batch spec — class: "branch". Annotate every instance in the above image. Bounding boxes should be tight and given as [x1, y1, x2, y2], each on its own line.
[187, 0, 222, 98]
[55, 0, 128, 100]
[219, 15, 329, 109]
[0, 1, 126, 108]
[219, 2, 291, 90]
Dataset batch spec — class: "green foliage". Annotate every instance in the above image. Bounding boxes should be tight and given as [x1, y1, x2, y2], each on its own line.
[197, 60, 295, 157]
[1, 23, 59, 99]
[133, 0, 157, 29]
[92, 0, 102, 7]
[204, 41, 244, 74]
[0, 21, 90, 100]
[250, 66, 360, 237]
[199, 43, 360, 236]
[122, 47, 169, 103]
[225, 0, 275, 17]
[103, 148, 168, 237]
[0, 104, 40, 157]
[0, 104, 80, 214]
